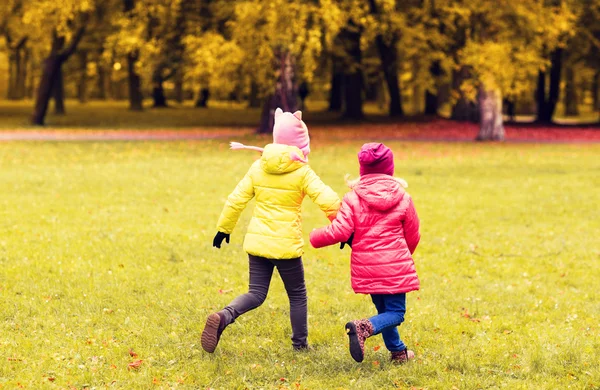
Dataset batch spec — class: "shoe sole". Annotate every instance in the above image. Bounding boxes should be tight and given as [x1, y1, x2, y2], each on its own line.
[345, 322, 364, 362]
[201, 313, 221, 353]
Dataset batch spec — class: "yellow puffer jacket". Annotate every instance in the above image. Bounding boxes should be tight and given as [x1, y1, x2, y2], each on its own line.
[217, 143, 340, 259]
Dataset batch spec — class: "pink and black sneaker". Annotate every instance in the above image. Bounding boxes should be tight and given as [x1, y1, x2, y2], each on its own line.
[345, 319, 374, 362]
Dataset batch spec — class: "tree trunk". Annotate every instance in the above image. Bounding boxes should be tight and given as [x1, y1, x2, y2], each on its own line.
[536, 70, 547, 121]
[451, 66, 479, 122]
[256, 51, 298, 133]
[340, 24, 363, 120]
[31, 23, 87, 125]
[536, 48, 563, 123]
[124, 0, 143, 111]
[7, 52, 16, 99]
[504, 98, 515, 121]
[195, 88, 210, 108]
[152, 68, 168, 108]
[564, 65, 578, 116]
[77, 51, 88, 103]
[425, 61, 441, 115]
[380, 44, 403, 117]
[126, 51, 143, 111]
[258, 94, 276, 134]
[374, 36, 403, 116]
[328, 61, 343, 111]
[593, 70, 600, 113]
[412, 85, 422, 115]
[547, 48, 563, 120]
[32, 56, 61, 125]
[26, 49, 35, 99]
[97, 61, 110, 100]
[6, 37, 28, 100]
[477, 85, 504, 141]
[367, 0, 402, 117]
[53, 65, 66, 115]
[174, 70, 184, 104]
[16, 46, 29, 99]
[248, 81, 262, 108]
[343, 72, 363, 119]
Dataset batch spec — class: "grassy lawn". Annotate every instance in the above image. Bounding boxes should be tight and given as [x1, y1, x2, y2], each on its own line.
[0, 138, 599, 389]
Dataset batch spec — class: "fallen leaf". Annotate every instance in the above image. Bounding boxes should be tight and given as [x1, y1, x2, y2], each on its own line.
[129, 348, 138, 358]
[127, 359, 143, 370]
[373, 345, 381, 351]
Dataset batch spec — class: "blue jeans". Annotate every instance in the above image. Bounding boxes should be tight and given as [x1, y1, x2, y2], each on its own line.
[368, 294, 407, 352]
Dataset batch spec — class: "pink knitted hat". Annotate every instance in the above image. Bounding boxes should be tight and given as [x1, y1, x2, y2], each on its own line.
[273, 108, 310, 157]
[229, 107, 310, 162]
[358, 143, 394, 176]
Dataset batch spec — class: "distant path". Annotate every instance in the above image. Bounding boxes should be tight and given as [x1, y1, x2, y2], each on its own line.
[1, 121, 598, 143]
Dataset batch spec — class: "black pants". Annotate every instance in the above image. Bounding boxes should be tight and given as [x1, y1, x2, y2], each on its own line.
[219, 255, 308, 348]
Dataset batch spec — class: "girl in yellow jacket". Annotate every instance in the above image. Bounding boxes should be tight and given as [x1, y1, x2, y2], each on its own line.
[201, 108, 340, 353]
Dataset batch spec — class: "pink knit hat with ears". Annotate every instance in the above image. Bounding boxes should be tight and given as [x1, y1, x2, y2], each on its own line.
[358, 143, 394, 176]
[229, 107, 310, 163]
[273, 108, 311, 158]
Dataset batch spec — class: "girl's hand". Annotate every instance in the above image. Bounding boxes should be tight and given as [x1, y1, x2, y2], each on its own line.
[340, 233, 354, 249]
[213, 232, 230, 248]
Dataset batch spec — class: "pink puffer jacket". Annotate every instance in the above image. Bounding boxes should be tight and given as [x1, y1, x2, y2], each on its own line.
[310, 174, 420, 294]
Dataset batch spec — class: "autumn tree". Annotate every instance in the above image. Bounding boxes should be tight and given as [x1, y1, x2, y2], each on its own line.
[561, 0, 600, 118]
[1, 0, 30, 100]
[229, 0, 327, 133]
[445, 0, 574, 140]
[25, 0, 96, 125]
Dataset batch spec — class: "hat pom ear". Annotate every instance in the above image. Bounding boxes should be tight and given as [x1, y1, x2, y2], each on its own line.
[292, 110, 302, 120]
[275, 107, 284, 118]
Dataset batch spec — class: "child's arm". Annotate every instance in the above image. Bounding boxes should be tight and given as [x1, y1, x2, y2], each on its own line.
[310, 194, 354, 248]
[216, 170, 255, 235]
[303, 168, 341, 221]
[403, 196, 420, 254]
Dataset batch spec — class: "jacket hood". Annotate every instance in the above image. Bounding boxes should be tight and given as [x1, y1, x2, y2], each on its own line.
[260, 143, 306, 174]
[353, 174, 405, 211]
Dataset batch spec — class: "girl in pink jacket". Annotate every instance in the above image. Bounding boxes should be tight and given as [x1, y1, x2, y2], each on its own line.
[310, 143, 420, 364]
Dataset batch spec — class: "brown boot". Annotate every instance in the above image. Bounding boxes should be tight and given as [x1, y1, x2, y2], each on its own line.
[345, 319, 374, 362]
[391, 349, 415, 364]
[201, 312, 227, 353]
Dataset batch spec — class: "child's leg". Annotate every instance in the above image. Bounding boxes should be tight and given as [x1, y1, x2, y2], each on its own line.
[220, 255, 275, 325]
[368, 294, 407, 352]
[202, 255, 275, 353]
[272, 257, 308, 349]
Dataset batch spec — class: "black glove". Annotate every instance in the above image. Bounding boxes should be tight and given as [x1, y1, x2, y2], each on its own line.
[213, 232, 230, 248]
[340, 233, 354, 249]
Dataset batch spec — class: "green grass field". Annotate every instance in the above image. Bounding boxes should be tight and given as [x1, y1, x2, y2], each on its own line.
[1, 138, 599, 389]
